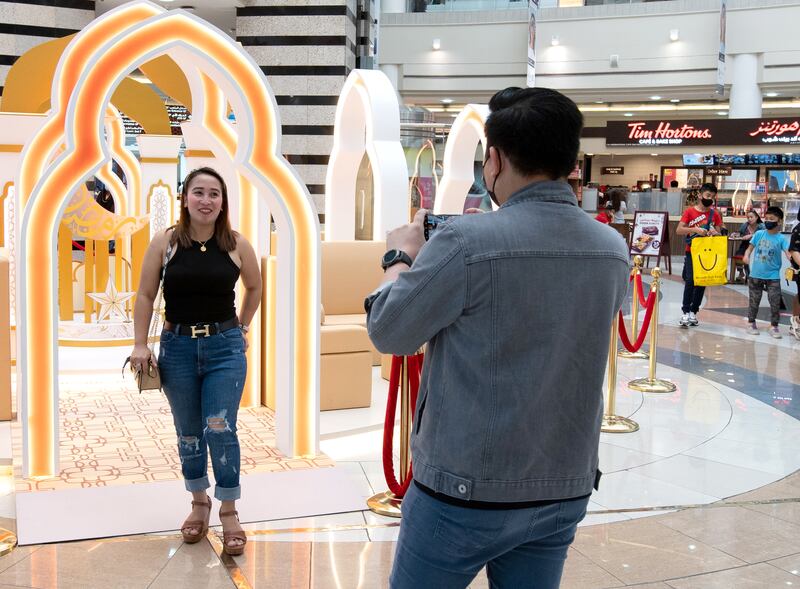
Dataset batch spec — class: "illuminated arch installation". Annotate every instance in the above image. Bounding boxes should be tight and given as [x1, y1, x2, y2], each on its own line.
[325, 69, 409, 240]
[434, 104, 492, 214]
[18, 1, 320, 477]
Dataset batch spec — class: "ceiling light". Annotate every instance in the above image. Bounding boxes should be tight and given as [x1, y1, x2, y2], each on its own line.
[669, 29, 679, 42]
[650, 95, 661, 100]
[594, 101, 604, 104]
[586, 153, 594, 156]
[765, 92, 779, 97]
[432, 38, 441, 51]
[623, 112, 634, 117]
[551, 35, 560, 46]
[651, 153, 658, 156]
[160, 0, 175, 2]
[717, 111, 727, 115]
[670, 98, 681, 103]
[441, 98, 453, 104]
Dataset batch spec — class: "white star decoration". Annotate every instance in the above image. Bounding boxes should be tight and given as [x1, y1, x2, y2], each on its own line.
[87, 279, 135, 323]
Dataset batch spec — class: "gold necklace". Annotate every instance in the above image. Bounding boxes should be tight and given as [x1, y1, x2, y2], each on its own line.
[195, 236, 211, 252]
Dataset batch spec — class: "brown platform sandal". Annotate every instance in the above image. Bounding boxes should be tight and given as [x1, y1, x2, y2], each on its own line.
[219, 509, 247, 556]
[181, 495, 212, 544]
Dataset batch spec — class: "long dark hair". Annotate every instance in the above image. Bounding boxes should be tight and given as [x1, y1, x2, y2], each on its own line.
[607, 187, 627, 213]
[172, 167, 237, 252]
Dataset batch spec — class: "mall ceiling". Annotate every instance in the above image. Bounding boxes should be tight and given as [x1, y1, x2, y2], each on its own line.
[95, 0, 240, 33]
[95, 0, 799, 125]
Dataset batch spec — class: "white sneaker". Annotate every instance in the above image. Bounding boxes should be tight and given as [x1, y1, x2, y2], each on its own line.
[688, 312, 699, 326]
[679, 313, 690, 327]
[747, 322, 759, 335]
[791, 317, 800, 341]
[771, 326, 782, 339]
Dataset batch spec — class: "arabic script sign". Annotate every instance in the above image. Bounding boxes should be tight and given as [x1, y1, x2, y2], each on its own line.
[606, 117, 800, 147]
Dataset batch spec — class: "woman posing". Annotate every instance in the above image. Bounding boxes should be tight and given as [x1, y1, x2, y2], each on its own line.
[129, 167, 262, 555]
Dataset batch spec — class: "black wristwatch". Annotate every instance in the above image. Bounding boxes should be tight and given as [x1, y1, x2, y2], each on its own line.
[381, 249, 413, 271]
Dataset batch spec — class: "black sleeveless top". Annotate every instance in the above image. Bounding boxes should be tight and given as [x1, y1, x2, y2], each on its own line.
[163, 235, 240, 324]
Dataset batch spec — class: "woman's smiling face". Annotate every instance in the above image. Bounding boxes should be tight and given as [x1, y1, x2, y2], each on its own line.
[184, 173, 223, 225]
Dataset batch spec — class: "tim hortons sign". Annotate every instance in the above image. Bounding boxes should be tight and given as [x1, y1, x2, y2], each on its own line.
[606, 117, 800, 147]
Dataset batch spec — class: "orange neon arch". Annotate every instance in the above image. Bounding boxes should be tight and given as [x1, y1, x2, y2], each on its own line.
[19, 5, 319, 477]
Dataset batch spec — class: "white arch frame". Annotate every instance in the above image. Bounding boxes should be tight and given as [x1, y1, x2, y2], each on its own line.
[325, 69, 409, 240]
[434, 104, 492, 215]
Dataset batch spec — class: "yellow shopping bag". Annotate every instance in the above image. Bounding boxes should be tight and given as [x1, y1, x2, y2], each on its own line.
[691, 235, 728, 286]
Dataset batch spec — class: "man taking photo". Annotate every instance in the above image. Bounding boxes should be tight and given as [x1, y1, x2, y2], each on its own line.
[365, 87, 629, 588]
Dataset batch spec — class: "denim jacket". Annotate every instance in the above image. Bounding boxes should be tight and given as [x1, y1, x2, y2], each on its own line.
[367, 181, 630, 502]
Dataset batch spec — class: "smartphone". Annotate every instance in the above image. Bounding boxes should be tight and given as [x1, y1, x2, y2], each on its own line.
[424, 214, 459, 241]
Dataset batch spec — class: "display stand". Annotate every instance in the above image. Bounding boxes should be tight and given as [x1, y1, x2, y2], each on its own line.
[631, 211, 672, 274]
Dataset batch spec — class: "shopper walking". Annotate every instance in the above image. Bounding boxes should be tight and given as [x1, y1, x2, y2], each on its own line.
[609, 187, 627, 223]
[734, 210, 765, 280]
[129, 167, 262, 555]
[366, 87, 629, 589]
[789, 211, 800, 341]
[744, 206, 790, 338]
[676, 183, 723, 327]
[595, 200, 614, 224]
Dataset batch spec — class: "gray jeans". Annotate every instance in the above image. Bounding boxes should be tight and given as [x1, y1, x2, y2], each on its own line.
[748, 278, 782, 326]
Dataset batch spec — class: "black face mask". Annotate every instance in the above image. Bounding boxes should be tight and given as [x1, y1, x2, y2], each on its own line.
[765, 221, 779, 230]
[701, 198, 714, 207]
[483, 156, 502, 207]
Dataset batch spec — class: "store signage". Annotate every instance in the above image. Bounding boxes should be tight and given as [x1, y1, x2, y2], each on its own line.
[606, 117, 800, 147]
[602, 166, 624, 175]
[706, 166, 732, 175]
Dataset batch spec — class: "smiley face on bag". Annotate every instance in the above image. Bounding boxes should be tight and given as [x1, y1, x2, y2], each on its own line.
[697, 245, 719, 271]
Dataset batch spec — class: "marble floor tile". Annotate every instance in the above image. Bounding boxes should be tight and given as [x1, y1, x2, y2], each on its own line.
[0, 536, 183, 589]
[310, 541, 396, 589]
[632, 454, 781, 500]
[236, 512, 370, 543]
[233, 541, 311, 589]
[571, 518, 745, 585]
[767, 552, 800, 576]
[148, 541, 231, 589]
[362, 510, 401, 542]
[590, 470, 719, 511]
[656, 505, 800, 563]
[665, 561, 800, 588]
[560, 548, 624, 589]
[683, 437, 800, 476]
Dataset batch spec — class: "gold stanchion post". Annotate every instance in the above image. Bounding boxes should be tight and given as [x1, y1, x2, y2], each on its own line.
[619, 255, 649, 360]
[368, 356, 411, 518]
[602, 315, 639, 433]
[628, 267, 677, 393]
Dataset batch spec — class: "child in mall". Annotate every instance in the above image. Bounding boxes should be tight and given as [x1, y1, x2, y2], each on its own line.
[675, 183, 723, 327]
[594, 200, 614, 224]
[743, 206, 790, 338]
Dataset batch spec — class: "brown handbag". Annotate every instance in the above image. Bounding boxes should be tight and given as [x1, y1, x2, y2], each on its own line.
[123, 237, 172, 392]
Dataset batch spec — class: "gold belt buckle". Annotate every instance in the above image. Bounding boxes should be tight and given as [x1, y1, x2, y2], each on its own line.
[190, 324, 211, 338]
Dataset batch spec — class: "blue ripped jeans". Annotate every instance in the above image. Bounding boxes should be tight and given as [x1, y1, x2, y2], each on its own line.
[158, 327, 247, 501]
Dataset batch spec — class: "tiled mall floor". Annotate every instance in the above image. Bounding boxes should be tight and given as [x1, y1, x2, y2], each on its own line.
[1, 257, 799, 587]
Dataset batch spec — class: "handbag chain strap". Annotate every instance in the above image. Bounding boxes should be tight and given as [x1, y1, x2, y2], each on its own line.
[146, 233, 174, 357]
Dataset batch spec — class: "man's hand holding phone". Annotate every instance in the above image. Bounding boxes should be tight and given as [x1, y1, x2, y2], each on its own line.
[386, 209, 428, 262]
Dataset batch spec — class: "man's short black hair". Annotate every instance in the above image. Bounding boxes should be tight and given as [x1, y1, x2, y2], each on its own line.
[485, 87, 583, 179]
[699, 182, 718, 194]
[766, 205, 784, 220]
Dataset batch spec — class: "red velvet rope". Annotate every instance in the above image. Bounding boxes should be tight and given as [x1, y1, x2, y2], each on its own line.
[382, 354, 423, 498]
[634, 273, 653, 308]
[618, 288, 657, 353]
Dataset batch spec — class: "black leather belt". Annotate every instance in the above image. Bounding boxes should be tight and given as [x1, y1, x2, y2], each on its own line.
[164, 318, 240, 338]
